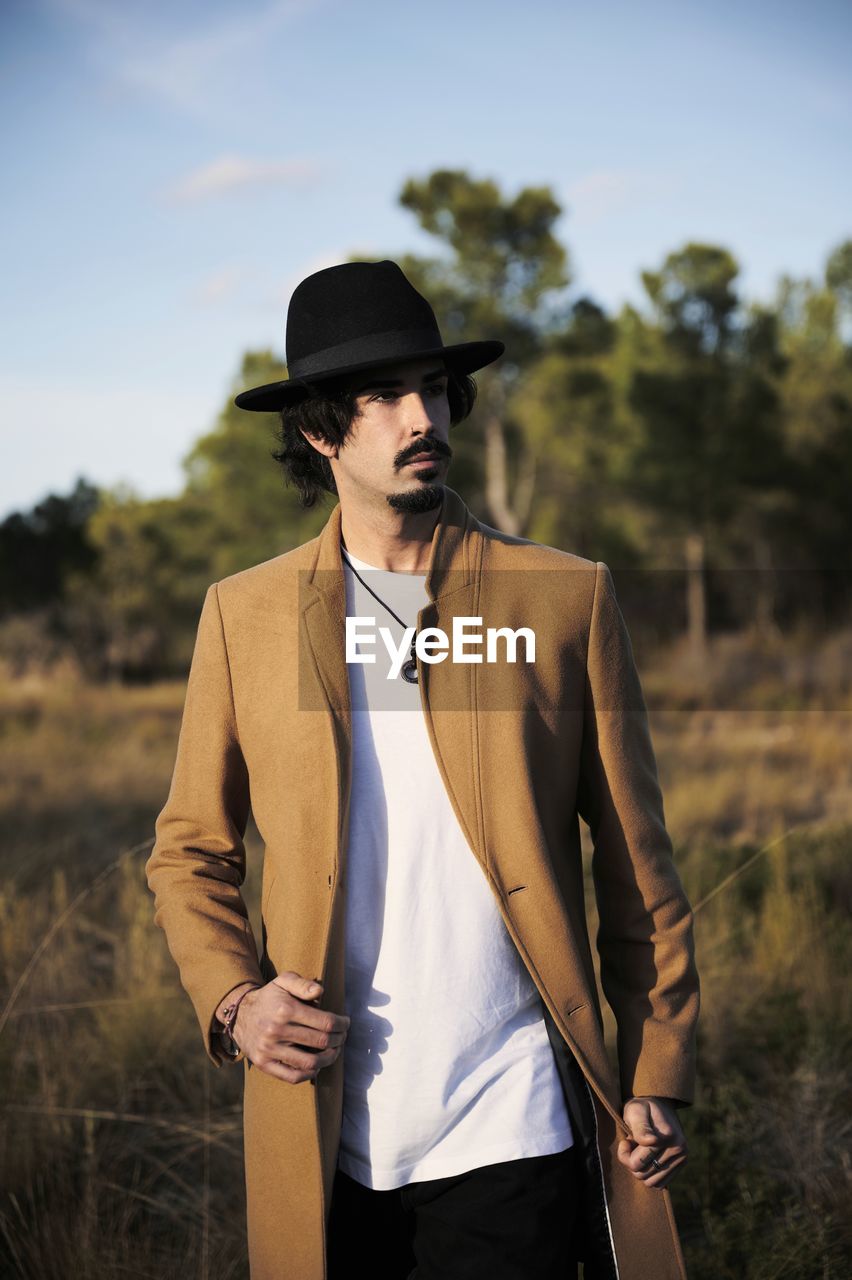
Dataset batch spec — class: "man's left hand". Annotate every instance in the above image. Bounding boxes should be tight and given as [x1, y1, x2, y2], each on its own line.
[617, 1096, 688, 1190]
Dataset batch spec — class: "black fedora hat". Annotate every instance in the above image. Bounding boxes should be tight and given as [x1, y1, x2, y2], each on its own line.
[233, 259, 505, 412]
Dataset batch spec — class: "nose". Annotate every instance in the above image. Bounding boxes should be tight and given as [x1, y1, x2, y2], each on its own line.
[404, 388, 438, 421]
[401, 388, 445, 436]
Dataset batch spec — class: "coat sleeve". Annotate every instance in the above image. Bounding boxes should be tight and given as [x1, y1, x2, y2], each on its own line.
[145, 582, 265, 1068]
[576, 561, 700, 1108]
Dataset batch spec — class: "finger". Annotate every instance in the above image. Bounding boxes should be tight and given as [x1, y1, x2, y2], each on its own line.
[273, 972, 327, 1004]
[616, 1136, 688, 1180]
[253, 1015, 346, 1066]
[249, 999, 349, 1048]
[624, 1119, 681, 1159]
[634, 1152, 688, 1189]
[280, 999, 352, 1037]
[631, 1149, 688, 1184]
[623, 1134, 664, 1166]
[617, 1139, 638, 1169]
[620, 1142, 659, 1173]
[259, 1057, 318, 1085]
[633, 1142, 687, 1174]
[626, 1112, 672, 1144]
[647, 1117, 682, 1147]
[645, 1101, 684, 1143]
[623, 1099, 679, 1143]
[259, 1043, 341, 1083]
[277, 1042, 342, 1074]
[272, 1018, 348, 1051]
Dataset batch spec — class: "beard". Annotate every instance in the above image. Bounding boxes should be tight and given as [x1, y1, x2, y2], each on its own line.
[385, 480, 444, 513]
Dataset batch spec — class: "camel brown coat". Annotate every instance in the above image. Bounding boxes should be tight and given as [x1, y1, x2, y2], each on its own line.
[145, 485, 700, 1279]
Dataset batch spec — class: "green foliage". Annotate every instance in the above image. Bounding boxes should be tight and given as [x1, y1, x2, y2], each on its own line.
[640, 243, 741, 358]
[395, 170, 574, 530]
[62, 487, 226, 679]
[398, 168, 570, 329]
[824, 238, 852, 316]
[3, 171, 852, 676]
[183, 346, 331, 577]
[0, 478, 100, 615]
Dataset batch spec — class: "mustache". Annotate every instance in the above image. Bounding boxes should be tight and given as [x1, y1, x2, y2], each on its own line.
[398, 442, 452, 466]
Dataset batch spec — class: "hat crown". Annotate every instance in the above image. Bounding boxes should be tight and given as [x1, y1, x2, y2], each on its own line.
[232, 257, 504, 411]
[286, 260, 441, 376]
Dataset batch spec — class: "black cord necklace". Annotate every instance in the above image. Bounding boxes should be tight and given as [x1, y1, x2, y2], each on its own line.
[341, 545, 420, 684]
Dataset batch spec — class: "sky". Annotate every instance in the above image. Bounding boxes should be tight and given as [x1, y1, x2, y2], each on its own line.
[2, 0, 850, 522]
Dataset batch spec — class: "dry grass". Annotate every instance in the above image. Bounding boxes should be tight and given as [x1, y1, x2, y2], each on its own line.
[1, 629, 851, 1277]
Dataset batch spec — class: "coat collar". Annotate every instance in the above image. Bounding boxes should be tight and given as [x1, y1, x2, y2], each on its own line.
[302, 483, 478, 607]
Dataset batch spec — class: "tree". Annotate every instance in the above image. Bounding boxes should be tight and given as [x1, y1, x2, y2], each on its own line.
[506, 299, 641, 561]
[62, 486, 224, 680]
[626, 243, 784, 660]
[766, 246, 852, 624]
[825, 238, 852, 335]
[0, 478, 100, 616]
[182, 349, 331, 577]
[395, 169, 571, 533]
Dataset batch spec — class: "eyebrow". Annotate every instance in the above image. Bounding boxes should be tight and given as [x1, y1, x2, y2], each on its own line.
[354, 367, 449, 392]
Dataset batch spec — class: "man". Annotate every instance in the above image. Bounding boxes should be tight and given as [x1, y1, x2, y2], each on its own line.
[145, 259, 700, 1280]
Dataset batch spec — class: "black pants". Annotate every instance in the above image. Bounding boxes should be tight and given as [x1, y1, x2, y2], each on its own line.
[326, 1143, 581, 1280]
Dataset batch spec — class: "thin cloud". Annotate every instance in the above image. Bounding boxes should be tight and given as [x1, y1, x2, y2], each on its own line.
[161, 154, 322, 204]
[46, 0, 328, 122]
[564, 169, 679, 225]
[191, 265, 248, 307]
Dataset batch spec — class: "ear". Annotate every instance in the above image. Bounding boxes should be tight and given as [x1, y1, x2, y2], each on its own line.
[299, 427, 337, 460]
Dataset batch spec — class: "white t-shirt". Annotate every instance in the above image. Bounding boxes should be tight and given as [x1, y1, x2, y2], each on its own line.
[337, 545, 574, 1189]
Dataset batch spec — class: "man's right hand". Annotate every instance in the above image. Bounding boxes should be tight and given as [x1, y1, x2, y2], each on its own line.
[230, 973, 350, 1083]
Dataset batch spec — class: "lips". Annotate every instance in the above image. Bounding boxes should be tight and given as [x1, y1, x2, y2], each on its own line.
[407, 452, 441, 464]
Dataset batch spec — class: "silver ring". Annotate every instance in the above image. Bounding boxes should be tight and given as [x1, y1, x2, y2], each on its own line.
[650, 1157, 663, 1172]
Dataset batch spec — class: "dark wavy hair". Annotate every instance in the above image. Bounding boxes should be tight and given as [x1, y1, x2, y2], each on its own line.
[270, 366, 479, 508]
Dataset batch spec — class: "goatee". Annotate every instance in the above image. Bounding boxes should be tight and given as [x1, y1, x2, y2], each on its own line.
[386, 482, 444, 514]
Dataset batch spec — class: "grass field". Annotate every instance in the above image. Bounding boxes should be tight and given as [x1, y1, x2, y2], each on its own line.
[1, 628, 850, 1278]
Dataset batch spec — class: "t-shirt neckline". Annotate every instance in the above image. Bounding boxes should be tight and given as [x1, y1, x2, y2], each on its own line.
[341, 543, 427, 577]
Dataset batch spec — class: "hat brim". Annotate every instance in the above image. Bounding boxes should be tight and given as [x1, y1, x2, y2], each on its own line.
[233, 339, 505, 412]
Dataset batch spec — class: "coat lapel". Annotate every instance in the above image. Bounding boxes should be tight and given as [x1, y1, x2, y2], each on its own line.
[299, 484, 486, 880]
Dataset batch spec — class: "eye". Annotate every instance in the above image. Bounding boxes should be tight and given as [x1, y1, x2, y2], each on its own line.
[370, 382, 447, 403]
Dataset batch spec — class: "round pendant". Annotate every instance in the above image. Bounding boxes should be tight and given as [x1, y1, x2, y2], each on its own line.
[401, 658, 418, 684]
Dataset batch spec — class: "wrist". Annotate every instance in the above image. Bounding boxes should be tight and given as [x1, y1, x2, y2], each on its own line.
[215, 981, 261, 1028]
[214, 983, 261, 1062]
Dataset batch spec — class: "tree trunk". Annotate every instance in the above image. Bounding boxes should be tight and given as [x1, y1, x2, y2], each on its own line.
[753, 533, 781, 640]
[685, 531, 707, 666]
[481, 372, 538, 536]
